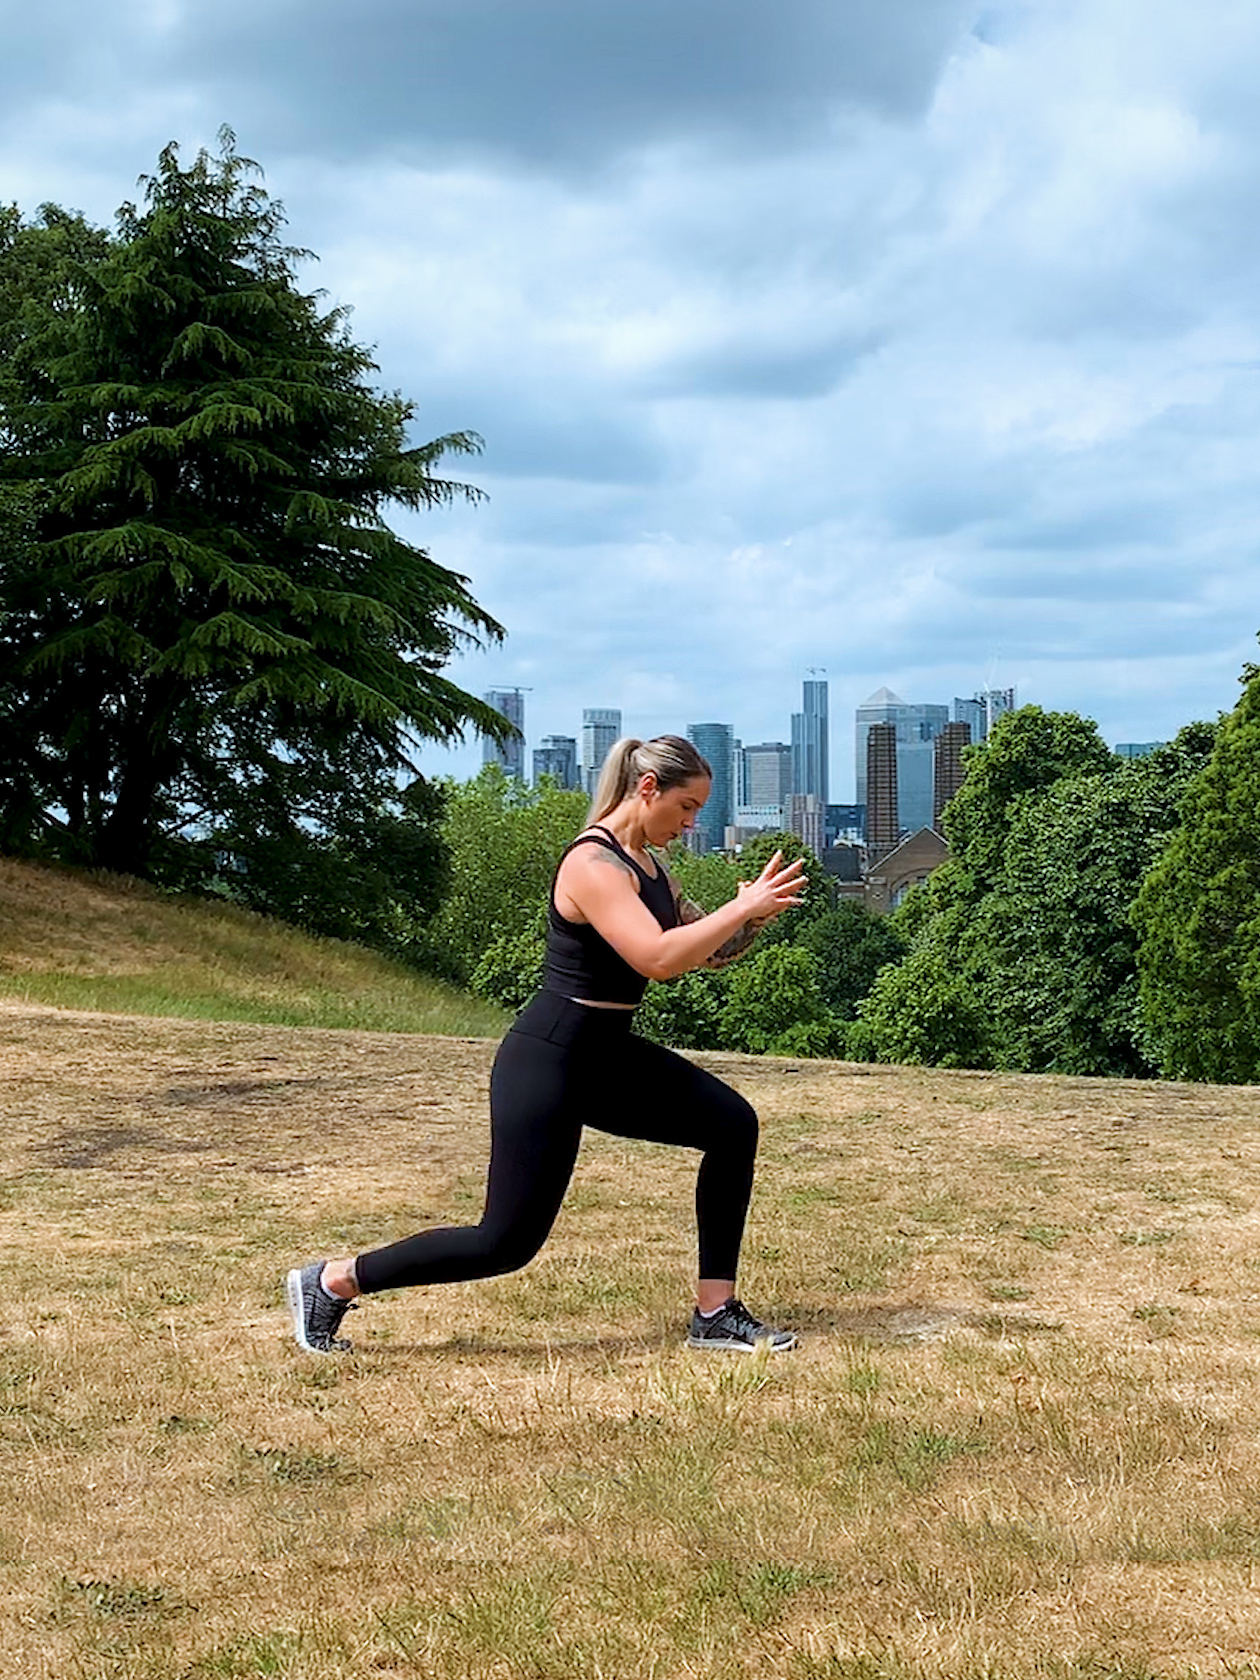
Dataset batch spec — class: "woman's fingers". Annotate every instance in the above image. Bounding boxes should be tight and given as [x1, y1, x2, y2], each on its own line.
[740, 850, 809, 921]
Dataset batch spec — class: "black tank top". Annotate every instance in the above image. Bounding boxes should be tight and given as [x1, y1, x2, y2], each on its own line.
[543, 825, 679, 1006]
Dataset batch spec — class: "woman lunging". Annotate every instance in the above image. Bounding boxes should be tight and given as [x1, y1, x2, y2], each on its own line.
[286, 734, 806, 1355]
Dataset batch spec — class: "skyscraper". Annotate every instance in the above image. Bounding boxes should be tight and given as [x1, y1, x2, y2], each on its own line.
[933, 721, 972, 830]
[581, 708, 621, 796]
[533, 735, 578, 790]
[952, 687, 1017, 743]
[865, 723, 899, 858]
[787, 793, 825, 856]
[740, 741, 793, 806]
[687, 723, 735, 853]
[482, 688, 526, 780]
[790, 677, 829, 805]
[855, 688, 949, 836]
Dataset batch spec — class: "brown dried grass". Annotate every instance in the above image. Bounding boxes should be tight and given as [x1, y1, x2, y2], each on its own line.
[4, 1000, 1260, 1678]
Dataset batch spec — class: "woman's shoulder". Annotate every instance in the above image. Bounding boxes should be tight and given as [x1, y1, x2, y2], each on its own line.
[558, 830, 637, 879]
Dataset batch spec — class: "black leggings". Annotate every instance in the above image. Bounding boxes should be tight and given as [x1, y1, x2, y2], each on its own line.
[354, 991, 759, 1293]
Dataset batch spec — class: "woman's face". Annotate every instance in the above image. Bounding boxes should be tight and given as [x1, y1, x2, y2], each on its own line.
[641, 774, 711, 847]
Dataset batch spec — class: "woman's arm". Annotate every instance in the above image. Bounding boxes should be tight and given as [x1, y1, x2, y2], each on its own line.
[555, 845, 805, 983]
[675, 892, 761, 969]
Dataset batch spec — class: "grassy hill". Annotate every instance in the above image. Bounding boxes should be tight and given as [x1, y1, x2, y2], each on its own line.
[0, 855, 507, 1036]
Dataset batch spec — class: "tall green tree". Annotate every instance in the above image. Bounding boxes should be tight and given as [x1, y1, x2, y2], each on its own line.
[963, 726, 1214, 1075]
[850, 710, 1210, 1075]
[1134, 667, 1260, 1082]
[0, 133, 507, 890]
[939, 705, 1116, 893]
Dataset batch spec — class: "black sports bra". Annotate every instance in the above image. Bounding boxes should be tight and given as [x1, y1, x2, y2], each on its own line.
[543, 825, 679, 1006]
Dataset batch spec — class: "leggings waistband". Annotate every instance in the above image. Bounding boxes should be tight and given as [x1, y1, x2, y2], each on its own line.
[510, 990, 637, 1048]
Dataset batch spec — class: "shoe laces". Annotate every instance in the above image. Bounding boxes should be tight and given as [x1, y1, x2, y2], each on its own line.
[722, 1298, 764, 1336]
[310, 1289, 357, 1341]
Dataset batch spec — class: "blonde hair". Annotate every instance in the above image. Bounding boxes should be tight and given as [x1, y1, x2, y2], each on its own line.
[587, 735, 712, 826]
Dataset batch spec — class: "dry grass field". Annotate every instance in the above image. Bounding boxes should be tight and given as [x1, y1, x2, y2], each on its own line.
[5, 1000, 1260, 1679]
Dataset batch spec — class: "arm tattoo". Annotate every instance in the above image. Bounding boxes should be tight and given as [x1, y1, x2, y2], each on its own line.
[588, 848, 636, 881]
[705, 920, 759, 969]
[676, 892, 759, 967]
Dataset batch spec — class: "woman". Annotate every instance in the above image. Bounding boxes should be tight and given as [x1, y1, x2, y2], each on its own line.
[287, 734, 806, 1355]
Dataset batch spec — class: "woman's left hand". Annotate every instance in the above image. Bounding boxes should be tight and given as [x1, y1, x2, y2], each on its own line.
[734, 851, 807, 926]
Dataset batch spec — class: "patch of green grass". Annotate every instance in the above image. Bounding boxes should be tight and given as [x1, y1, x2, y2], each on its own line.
[185, 1630, 305, 1677]
[854, 1421, 986, 1490]
[787, 1183, 850, 1209]
[827, 1237, 907, 1293]
[7, 967, 505, 1036]
[1022, 1224, 1071, 1250]
[969, 1312, 1065, 1338]
[689, 1558, 832, 1625]
[56, 1576, 181, 1620]
[0, 856, 508, 1034]
[1131, 1302, 1180, 1337]
[242, 1446, 354, 1487]
[845, 1363, 882, 1395]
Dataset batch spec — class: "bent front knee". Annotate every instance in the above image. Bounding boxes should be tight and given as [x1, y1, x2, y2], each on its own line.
[725, 1095, 759, 1156]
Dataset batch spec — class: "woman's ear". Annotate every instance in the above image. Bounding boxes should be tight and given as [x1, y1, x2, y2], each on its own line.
[637, 771, 659, 800]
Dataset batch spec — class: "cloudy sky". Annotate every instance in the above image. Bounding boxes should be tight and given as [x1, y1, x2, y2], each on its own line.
[6, 0, 1260, 797]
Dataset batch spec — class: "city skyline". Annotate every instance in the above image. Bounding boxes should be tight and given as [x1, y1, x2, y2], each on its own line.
[468, 670, 1056, 810]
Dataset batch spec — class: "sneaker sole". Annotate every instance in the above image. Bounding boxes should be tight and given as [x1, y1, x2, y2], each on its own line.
[686, 1333, 798, 1353]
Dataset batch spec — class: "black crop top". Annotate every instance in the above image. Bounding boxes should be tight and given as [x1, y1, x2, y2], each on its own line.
[543, 825, 679, 1006]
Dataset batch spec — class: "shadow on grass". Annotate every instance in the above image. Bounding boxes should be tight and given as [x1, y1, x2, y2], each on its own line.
[347, 1300, 988, 1359]
[769, 1300, 970, 1341]
[351, 1330, 669, 1359]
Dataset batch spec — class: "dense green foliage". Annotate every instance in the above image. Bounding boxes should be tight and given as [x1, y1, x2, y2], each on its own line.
[1133, 670, 1260, 1083]
[719, 945, 847, 1057]
[850, 712, 1215, 1075]
[0, 135, 505, 935]
[796, 902, 905, 1021]
[425, 767, 587, 989]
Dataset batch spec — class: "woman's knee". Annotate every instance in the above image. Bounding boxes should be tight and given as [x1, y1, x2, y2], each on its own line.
[701, 1085, 758, 1157]
[728, 1091, 759, 1155]
[475, 1220, 551, 1278]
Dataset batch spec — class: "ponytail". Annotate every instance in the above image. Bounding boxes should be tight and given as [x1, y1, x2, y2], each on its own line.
[586, 734, 712, 826]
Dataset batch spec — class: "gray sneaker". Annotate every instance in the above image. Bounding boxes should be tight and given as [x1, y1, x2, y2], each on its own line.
[286, 1262, 358, 1354]
[686, 1297, 797, 1353]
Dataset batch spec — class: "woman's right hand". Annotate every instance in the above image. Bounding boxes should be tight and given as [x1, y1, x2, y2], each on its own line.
[734, 850, 807, 925]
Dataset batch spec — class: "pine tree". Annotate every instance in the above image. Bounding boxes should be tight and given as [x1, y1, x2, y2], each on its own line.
[0, 133, 507, 887]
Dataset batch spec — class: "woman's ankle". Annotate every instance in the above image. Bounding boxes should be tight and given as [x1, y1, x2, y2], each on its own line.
[695, 1280, 735, 1315]
[321, 1259, 360, 1300]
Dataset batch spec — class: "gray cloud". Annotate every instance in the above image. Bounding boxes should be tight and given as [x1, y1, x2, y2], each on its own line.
[169, 0, 977, 168]
[644, 327, 884, 400]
